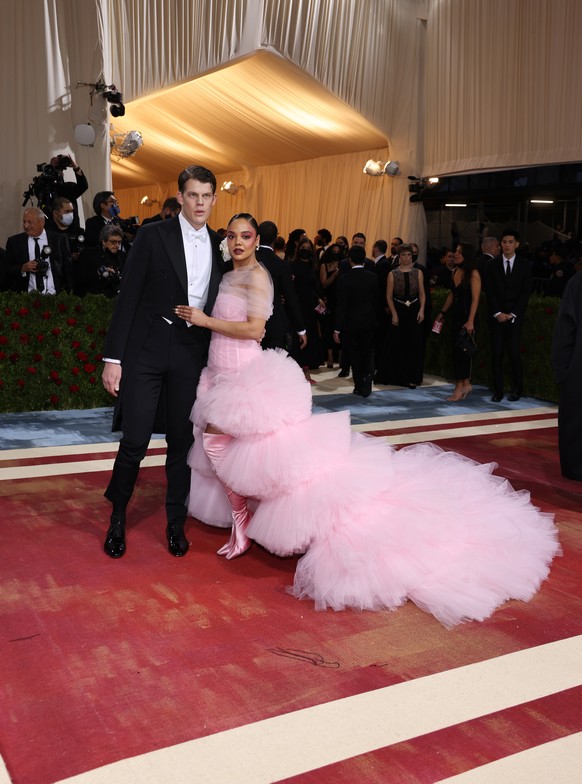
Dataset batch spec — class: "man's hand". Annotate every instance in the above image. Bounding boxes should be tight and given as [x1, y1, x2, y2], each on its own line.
[22, 260, 38, 274]
[102, 362, 122, 397]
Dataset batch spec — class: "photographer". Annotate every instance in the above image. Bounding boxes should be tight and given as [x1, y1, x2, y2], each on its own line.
[73, 224, 125, 298]
[45, 197, 86, 263]
[23, 155, 88, 231]
[5, 207, 72, 294]
[84, 191, 139, 251]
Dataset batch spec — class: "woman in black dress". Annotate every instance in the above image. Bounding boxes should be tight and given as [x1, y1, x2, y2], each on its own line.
[434, 242, 481, 401]
[318, 243, 342, 367]
[375, 244, 425, 388]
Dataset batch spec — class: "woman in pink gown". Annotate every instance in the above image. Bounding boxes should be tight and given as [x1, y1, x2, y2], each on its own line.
[174, 214, 560, 628]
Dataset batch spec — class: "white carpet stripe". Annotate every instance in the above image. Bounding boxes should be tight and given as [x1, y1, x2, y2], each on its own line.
[0, 419, 557, 480]
[54, 635, 582, 784]
[0, 438, 165, 460]
[435, 731, 582, 783]
[351, 406, 557, 432]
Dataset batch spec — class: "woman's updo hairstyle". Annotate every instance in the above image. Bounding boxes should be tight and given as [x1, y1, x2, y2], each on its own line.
[228, 213, 259, 234]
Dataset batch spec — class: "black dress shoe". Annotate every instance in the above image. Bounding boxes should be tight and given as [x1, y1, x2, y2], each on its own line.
[507, 392, 521, 402]
[166, 520, 189, 557]
[337, 369, 349, 378]
[491, 393, 503, 402]
[104, 515, 126, 558]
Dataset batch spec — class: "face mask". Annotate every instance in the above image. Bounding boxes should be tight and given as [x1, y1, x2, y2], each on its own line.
[60, 212, 74, 226]
[109, 204, 120, 218]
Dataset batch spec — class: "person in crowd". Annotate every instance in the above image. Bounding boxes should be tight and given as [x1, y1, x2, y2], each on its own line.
[100, 164, 224, 559]
[389, 236, 403, 269]
[140, 197, 181, 226]
[319, 242, 342, 367]
[476, 236, 500, 280]
[284, 228, 306, 261]
[289, 236, 324, 383]
[73, 224, 126, 298]
[334, 236, 349, 257]
[485, 229, 532, 402]
[5, 206, 72, 294]
[314, 227, 332, 258]
[429, 247, 456, 288]
[255, 220, 306, 352]
[369, 240, 390, 370]
[375, 243, 425, 388]
[412, 241, 433, 339]
[273, 235, 286, 259]
[545, 247, 574, 298]
[32, 154, 87, 231]
[334, 245, 379, 397]
[45, 196, 85, 264]
[434, 243, 481, 401]
[173, 211, 559, 629]
[84, 191, 120, 247]
[552, 268, 582, 481]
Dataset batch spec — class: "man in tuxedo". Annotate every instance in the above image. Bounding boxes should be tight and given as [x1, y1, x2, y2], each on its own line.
[476, 236, 500, 280]
[5, 206, 72, 294]
[389, 236, 403, 269]
[84, 191, 119, 247]
[334, 245, 379, 397]
[484, 229, 532, 402]
[101, 165, 224, 559]
[141, 197, 181, 227]
[256, 220, 306, 351]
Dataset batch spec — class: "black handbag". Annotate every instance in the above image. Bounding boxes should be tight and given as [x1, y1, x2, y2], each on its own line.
[455, 328, 477, 357]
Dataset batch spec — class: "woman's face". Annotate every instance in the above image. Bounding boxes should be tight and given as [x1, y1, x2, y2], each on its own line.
[399, 250, 413, 264]
[298, 243, 312, 260]
[103, 235, 122, 254]
[227, 218, 258, 264]
[454, 245, 464, 265]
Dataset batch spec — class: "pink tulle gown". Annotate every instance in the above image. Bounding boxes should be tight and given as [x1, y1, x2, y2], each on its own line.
[188, 263, 560, 627]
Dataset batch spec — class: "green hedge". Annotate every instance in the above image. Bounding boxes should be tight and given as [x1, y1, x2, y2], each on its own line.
[0, 290, 562, 413]
[425, 290, 560, 403]
[0, 292, 114, 413]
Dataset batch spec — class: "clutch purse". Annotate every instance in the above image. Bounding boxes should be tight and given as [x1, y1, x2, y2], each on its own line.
[455, 328, 477, 357]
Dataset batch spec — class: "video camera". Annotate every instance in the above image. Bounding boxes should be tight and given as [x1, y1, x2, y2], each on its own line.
[23, 155, 75, 209]
[97, 264, 121, 286]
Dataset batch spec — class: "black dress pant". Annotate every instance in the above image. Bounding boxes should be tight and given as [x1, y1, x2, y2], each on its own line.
[105, 320, 206, 523]
[346, 326, 375, 395]
[490, 318, 524, 395]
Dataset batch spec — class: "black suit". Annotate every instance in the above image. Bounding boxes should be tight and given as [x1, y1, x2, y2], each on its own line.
[103, 217, 224, 524]
[255, 246, 305, 350]
[4, 231, 72, 293]
[485, 255, 532, 396]
[335, 265, 379, 396]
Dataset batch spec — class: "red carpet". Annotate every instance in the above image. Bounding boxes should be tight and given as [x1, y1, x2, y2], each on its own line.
[1, 421, 581, 783]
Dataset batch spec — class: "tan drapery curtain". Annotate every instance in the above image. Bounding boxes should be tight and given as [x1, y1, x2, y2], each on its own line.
[424, 0, 582, 175]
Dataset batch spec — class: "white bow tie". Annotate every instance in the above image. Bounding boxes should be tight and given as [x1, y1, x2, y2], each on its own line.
[187, 228, 207, 242]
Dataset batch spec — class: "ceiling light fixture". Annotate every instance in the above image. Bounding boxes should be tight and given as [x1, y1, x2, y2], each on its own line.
[428, 177, 440, 184]
[77, 80, 126, 117]
[221, 181, 245, 195]
[445, 203, 467, 207]
[140, 196, 159, 207]
[530, 199, 554, 204]
[363, 159, 400, 177]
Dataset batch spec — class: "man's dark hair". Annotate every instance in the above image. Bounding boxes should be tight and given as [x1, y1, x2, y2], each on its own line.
[317, 228, 332, 244]
[352, 232, 366, 243]
[92, 191, 114, 215]
[51, 196, 73, 212]
[162, 197, 180, 211]
[178, 165, 217, 193]
[393, 236, 404, 245]
[258, 220, 278, 246]
[349, 245, 366, 263]
[374, 239, 388, 255]
[501, 228, 520, 241]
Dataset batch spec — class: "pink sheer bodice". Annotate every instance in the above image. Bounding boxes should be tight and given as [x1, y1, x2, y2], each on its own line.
[207, 263, 273, 375]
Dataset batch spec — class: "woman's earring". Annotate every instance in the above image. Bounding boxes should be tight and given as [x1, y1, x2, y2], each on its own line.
[256, 245, 259, 250]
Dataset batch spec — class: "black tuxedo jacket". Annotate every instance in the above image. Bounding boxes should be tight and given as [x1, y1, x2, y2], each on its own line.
[255, 246, 305, 349]
[103, 218, 223, 430]
[4, 230, 72, 293]
[485, 255, 532, 321]
[335, 266, 379, 332]
[84, 215, 109, 247]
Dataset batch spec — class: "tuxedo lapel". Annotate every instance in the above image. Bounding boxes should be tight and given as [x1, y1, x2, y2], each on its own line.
[205, 230, 223, 315]
[160, 217, 188, 295]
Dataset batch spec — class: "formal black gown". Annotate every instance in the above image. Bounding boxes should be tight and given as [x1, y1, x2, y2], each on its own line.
[289, 259, 322, 369]
[450, 272, 477, 380]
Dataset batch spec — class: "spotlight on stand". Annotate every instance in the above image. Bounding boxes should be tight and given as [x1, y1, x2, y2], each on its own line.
[140, 196, 159, 207]
[408, 175, 427, 203]
[221, 181, 245, 195]
[103, 88, 125, 117]
[363, 159, 400, 177]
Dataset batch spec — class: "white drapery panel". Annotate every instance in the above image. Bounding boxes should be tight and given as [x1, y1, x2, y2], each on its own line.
[424, 0, 582, 175]
[116, 147, 425, 250]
